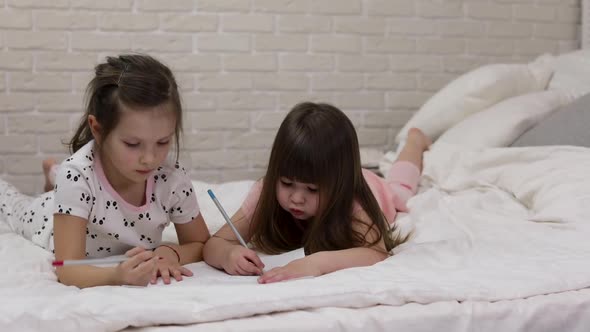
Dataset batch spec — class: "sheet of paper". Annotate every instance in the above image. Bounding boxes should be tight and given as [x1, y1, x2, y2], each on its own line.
[155, 248, 307, 285]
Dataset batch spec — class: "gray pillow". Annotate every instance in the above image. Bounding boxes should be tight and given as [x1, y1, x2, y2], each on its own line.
[511, 93, 590, 147]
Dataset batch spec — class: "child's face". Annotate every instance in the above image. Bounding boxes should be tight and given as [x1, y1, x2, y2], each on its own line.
[276, 177, 319, 220]
[99, 103, 176, 186]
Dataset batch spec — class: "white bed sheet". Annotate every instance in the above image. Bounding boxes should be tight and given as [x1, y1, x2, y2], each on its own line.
[127, 289, 590, 332]
[2, 144, 590, 332]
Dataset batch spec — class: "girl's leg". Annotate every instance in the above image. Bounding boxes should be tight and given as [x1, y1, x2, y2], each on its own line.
[395, 128, 432, 172]
[0, 178, 37, 237]
[43, 158, 58, 192]
[0, 159, 58, 246]
[387, 128, 431, 210]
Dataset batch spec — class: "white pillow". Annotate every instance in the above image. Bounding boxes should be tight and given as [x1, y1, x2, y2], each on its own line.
[394, 60, 554, 143]
[435, 89, 569, 148]
[548, 49, 590, 100]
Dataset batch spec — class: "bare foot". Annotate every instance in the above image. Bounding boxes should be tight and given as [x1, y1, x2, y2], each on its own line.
[42, 158, 57, 192]
[407, 128, 432, 151]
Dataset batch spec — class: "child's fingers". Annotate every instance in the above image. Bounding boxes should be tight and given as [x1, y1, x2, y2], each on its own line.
[125, 246, 146, 257]
[150, 269, 159, 284]
[262, 267, 280, 276]
[260, 271, 291, 284]
[170, 268, 183, 282]
[138, 256, 158, 271]
[258, 273, 275, 283]
[234, 264, 253, 276]
[258, 267, 283, 283]
[159, 267, 171, 284]
[128, 251, 156, 268]
[243, 250, 265, 269]
[178, 266, 193, 277]
[267, 274, 288, 283]
[133, 256, 158, 284]
[239, 258, 262, 275]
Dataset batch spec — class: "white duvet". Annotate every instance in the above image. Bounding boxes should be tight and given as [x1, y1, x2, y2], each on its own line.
[1, 144, 590, 332]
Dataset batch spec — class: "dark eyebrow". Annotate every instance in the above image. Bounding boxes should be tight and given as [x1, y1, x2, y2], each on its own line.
[159, 132, 175, 140]
[157, 134, 173, 141]
[123, 132, 174, 141]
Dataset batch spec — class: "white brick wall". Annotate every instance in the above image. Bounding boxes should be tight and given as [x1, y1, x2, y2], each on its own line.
[0, 0, 582, 194]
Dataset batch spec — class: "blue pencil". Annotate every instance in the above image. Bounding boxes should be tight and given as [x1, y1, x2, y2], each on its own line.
[207, 189, 249, 248]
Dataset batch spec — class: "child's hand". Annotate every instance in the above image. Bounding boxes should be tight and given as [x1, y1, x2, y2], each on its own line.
[151, 245, 193, 284]
[115, 247, 159, 286]
[257, 257, 321, 284]
[222, 245, 265, 276]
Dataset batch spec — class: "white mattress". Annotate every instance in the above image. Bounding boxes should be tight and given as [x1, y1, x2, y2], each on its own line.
[2, 144, 590, 332]
[128, 289, 590, 332]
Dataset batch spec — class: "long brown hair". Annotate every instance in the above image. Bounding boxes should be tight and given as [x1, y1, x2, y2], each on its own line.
[69, 54, 182, 158]
[249, 102, 405, 255]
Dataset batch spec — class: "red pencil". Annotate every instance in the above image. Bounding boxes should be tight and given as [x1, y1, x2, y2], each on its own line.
[52, 255, 127, 266]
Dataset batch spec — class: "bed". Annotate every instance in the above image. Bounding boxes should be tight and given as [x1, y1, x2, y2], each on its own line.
[2, 143, 590, 332]
[2, 4, 590, 332]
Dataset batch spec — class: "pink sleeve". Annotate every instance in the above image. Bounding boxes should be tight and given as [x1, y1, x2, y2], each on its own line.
[240, 179, 263, 222]
[386, 161, 421, 208]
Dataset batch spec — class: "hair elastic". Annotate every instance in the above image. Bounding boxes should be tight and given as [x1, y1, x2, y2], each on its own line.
[116, 63, 129, 85]
[157, 244, 180, 263]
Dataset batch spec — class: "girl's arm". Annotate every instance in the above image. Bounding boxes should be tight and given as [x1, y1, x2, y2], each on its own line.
[203, 208, 264, 274]
[258, 247, 388, 284]
[258, 210, 389, 283]
[309, 246, 388, 274]
[154, 213, 210, 265]
[54, 214, 157, 288]
[307, 209, 393, 274]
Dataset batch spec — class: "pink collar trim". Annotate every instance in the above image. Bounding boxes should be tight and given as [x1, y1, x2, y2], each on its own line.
[94, 153, 154, 213]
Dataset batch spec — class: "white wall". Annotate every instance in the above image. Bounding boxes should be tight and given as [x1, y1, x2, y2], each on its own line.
[0, 0, 582, 194]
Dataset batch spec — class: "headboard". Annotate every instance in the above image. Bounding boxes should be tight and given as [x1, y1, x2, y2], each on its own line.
[584, 0, 589, 48]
